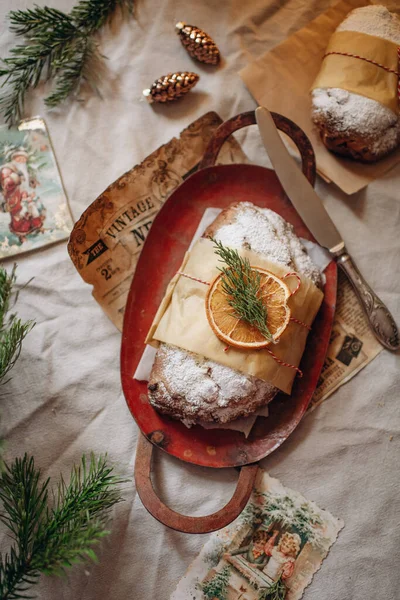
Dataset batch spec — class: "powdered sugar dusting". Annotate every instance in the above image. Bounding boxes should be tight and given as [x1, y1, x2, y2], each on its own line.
[312, 89, 400, 156]
[214, 202, 322, 286]
[337, 5, 400, 45]
[312, 6, 400, 159]
[160, 344, 273, 417]
[149, 202, 322, 425]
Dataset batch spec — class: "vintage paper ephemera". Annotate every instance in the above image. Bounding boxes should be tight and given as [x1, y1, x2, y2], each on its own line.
[170, 469, 344, 600]
[68, 112, 246, 330]
[308, 269, 382, 410]
[239, 0, 400, 195]
[147, 238, 324, 395]
[0, 117, 73, 258]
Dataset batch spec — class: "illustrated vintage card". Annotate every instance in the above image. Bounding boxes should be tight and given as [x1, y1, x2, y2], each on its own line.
[0, 117, 73, 258]
[171, 469, 343, 600]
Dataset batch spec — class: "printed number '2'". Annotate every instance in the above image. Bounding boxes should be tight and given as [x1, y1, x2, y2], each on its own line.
[101, 267, 112, 281]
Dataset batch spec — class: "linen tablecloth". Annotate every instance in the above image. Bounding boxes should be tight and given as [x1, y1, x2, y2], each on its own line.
[1, 1, 399, 599]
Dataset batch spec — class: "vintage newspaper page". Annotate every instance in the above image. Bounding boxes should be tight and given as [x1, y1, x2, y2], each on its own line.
[170, 468, 343, 600]
[68, 112, 247, 330]
[311, 269, 383, 408]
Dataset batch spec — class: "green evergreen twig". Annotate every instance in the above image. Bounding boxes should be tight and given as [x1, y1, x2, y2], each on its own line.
[211, 238, 274, 342]
[258, 577, 286, 600]
[201, 565, 231, 600]
[70, 0, 134, 31]
[0, 266, 35, 385]
[0, 453, 125, 599]
[0, 0, 134, 125]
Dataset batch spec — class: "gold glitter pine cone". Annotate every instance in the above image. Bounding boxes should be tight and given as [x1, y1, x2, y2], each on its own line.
[176, 22, 220, 65]
[143, 71, 199, 104]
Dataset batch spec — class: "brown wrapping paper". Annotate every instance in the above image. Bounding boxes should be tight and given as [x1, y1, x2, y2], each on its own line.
[239, 0, 400, 195]
[312, 30, 399, 112]
[146, 238, 324, 394]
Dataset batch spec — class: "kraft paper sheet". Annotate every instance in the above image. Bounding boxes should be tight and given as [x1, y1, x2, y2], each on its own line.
[239, 0, 400, 195]
[146, 238, 324, 395]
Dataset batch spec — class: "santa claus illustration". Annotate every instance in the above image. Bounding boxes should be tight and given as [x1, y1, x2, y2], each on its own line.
[0, 155, 45, 244]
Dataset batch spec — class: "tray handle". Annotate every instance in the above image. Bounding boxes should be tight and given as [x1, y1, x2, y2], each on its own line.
[199, 110, 316, 186]
[134, 433, 258, 534]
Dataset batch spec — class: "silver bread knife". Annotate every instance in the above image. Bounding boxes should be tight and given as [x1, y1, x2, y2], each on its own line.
[255, 106, 399, 351]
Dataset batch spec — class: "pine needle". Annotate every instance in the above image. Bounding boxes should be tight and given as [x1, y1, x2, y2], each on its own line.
[0, 0, 134, 125]
[0, 269, 125, 598]
[0, 265, 35, 385]
[71, 0, 134, 30]
[211, 238, 274, 342]
[258, 577, 287, 600]
[0, 453, 125, 599]
[45, 37, 99, 107]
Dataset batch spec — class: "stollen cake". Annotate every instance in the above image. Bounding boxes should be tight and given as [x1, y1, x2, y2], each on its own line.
[311, 6, 400, 163]
[148, 202, 322, 426]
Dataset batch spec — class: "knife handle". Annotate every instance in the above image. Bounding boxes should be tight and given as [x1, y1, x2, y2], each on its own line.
[334, 248, 399, 351]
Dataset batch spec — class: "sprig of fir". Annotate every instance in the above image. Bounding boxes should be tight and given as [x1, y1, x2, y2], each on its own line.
[0, 265, 35, 385]
[0, 0, 134, 125]
[201, 565, 231, 599]
[0, 453, 125, 599]
[211, 238, 274, 342]
[258, 577, 286, 600]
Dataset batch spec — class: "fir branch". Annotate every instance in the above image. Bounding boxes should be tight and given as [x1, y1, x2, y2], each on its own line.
[0, 318, 34, 385]
[71, 0, 134, 31]
[0, 0, 134, 125]
[258, 578, 286, 600]
[0, 266, 35, 385]
[201, 566, 231, 600]
[211, 238, 274, 342]
[0, 453, 125, 599]
[0, 265, 16, 332]
[0, 8, 82, 125]
[9, 6, 76, 38]
[45, 37, 99, 107]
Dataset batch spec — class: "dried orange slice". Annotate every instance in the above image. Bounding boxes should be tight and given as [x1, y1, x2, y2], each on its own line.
[205, 267, 291, 350]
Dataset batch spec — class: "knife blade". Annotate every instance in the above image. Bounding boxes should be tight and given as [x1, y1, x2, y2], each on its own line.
[255, 106, 399, 351]
[255, 106, 344, 253]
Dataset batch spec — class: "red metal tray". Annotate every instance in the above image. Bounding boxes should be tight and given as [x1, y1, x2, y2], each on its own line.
[121, 111, 337, 533]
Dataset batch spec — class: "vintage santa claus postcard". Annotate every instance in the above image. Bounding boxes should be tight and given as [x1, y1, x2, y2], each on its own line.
[171, 469, 343, 600]
[0, 117, 73, 259]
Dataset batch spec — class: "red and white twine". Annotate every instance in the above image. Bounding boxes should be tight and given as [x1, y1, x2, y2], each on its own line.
[324, 47, 400, 102]
[265, 349, 303, 377]
[284, 272, 301, 296]
[176, 271, 210, 286]
[177, 269, 310, 377]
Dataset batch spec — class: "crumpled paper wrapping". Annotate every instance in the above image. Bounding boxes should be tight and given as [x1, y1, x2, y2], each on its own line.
[146, 238, 324, 395]
[312, 30, 399, 112]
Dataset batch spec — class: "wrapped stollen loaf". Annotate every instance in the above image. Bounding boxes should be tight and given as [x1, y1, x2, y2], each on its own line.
[311, 6, 400, 162]
[147, 202, 323, 426]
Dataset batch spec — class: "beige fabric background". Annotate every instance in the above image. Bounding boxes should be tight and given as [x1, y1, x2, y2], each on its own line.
[0, 1, 399, 599]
